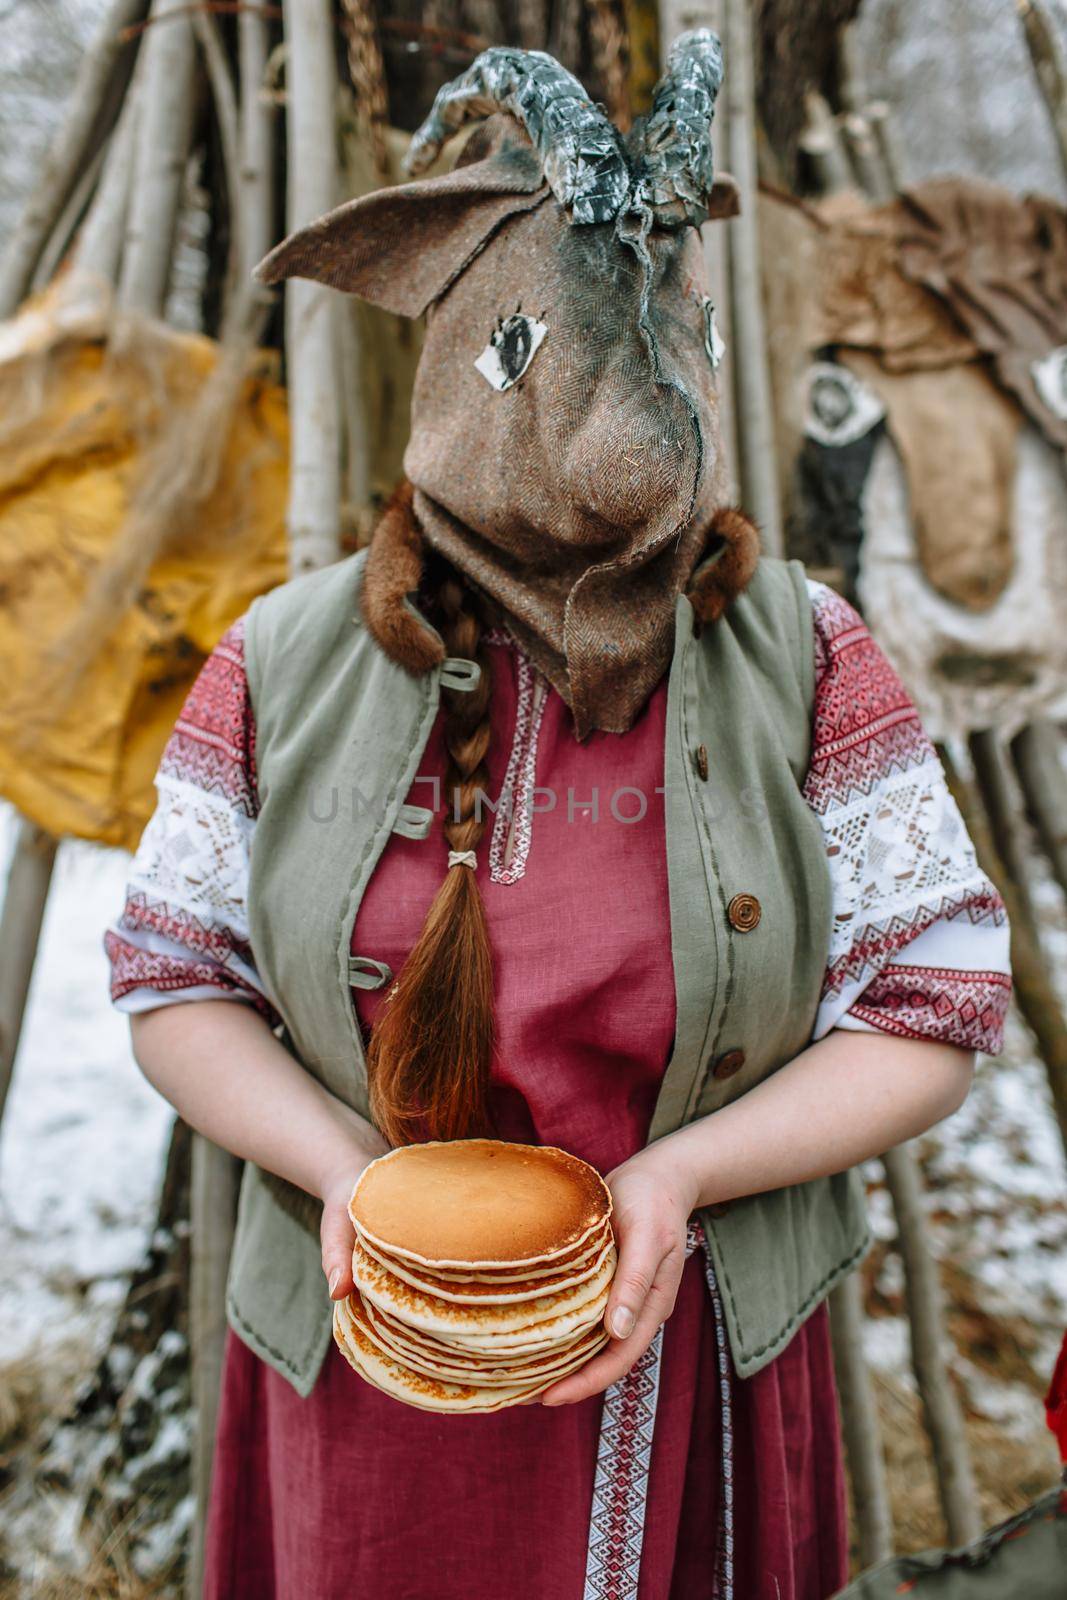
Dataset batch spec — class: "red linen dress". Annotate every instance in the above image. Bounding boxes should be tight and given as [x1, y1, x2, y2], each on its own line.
[106, 581, 1011, 1600]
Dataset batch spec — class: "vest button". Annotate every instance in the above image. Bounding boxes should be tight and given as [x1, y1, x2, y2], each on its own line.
[727, 892, 762, 932]
[694, 743, 709, 782]
[713, 1048, 746, 1080]
[707, 1200, 732, 1219]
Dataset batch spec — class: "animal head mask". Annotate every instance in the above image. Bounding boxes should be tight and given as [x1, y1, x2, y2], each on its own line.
[257, 33, 758, 737]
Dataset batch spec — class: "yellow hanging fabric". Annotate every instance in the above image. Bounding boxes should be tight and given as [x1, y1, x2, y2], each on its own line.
[0, 285, 289, 851]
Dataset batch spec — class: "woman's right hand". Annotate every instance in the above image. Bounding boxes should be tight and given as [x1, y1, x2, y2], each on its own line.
[320, 1141, 389, 1300]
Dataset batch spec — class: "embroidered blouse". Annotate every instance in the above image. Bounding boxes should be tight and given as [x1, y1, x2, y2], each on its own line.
[106, 581, 1011, 1057]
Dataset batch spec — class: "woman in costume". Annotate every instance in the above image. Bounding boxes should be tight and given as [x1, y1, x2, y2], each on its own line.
[106, 35, 1011, 1600]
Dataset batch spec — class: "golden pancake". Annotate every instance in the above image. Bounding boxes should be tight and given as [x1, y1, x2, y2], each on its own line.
[361, 1294, 605, 1372]
[350, 1140, 612, 1268]
[356, 1294, 607, 1387]
[352, 1234, 616, 1337]
[333, 1296, 556, 1413]
[367, 1221, 613, 1285]
[356, 1229, 616, 1304]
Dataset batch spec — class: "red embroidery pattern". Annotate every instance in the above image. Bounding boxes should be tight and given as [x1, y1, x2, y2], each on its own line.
[159, 618, 258, 817]
[805, 585, 931, 815]
[824, 888, 1007, 999]
[849, 964, 1012, 1055]
[105, 928, 274, 1018]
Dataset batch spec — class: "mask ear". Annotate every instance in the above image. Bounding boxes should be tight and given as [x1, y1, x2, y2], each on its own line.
[253, 118, 549, 317]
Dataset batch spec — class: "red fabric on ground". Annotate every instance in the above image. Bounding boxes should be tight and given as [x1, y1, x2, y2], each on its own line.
[204, 636, 848, 1599]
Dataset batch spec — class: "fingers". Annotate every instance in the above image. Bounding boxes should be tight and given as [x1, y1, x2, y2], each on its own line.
[321, 1200, 356, 1300]
[539, 1275, 677, 1407]
[604, 1211, 680, 1342]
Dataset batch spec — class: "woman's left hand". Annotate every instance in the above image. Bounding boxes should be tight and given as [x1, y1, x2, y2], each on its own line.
[538, 1149, 695, 1406]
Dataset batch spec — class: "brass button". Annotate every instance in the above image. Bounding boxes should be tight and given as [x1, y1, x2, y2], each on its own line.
[694, 743, 709, 782]
[713, 1048, 746, 1081]
[727, 892, 761, 932]
[707, 1200, 731, 1219]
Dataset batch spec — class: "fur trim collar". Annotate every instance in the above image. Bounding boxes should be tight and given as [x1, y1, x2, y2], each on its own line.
[361, 484, 761, 674]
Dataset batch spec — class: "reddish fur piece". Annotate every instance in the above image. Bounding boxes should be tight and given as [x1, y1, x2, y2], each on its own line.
[362, 483, 445, 675]
[685, 506, 761, 626]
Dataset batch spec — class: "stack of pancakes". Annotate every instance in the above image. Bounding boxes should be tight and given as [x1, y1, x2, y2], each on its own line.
[333, 1139, 616, 1412]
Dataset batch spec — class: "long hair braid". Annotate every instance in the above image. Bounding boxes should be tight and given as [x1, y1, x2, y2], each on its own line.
[366, 561, 497, 1146]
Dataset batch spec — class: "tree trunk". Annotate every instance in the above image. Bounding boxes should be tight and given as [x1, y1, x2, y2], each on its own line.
[118, 0, 198, 316]
[829, 1271, 893, 1566]
[0, 0, 146, 316]
[282, 0, 343, 575]
[723, 0, 783, 553]
[882, 1143, 981, 1547]
[0, 820, 58, 1134]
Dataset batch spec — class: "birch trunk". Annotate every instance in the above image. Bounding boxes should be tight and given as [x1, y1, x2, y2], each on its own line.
[882, 1144, 981, 1546]
[282, 0, 343, 575]
[238, 0, 277, 281]
[118, 0, 198, 316]
[0, 0, 146, 316]
[723, 0, 783, 553]
[828, 1272, 893, 1566]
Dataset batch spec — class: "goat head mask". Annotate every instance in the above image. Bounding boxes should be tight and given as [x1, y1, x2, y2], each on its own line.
[256, 33, 758, 738]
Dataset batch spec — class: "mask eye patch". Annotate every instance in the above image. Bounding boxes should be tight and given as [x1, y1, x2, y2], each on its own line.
[475, 311, 547, 391]
[804, 361, 885, 446]
[701, 297, 725, 369]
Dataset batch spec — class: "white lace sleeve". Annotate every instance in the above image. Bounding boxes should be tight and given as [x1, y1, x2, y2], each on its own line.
[105, 619, 275, 1019]
[804, 581, 1011, 1054]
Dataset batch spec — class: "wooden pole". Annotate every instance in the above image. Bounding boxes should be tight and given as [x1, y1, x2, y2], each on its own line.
[840, 113, 895, 204]
[1011, 721, 1067, 901]
[1018, 0, 1067, 182]
[281, 0, 343, 574]
[968, 728, 1040, 943]
[72, 78, 142, 287]
[798, 90, 854, 196]
[722, 0, 783, 553]
[185, 1135, 241, 1600]
[0, 820, 59, 1134]
[829, 1272, 893, 1566]
[659, 0, 738, 496]
[940, 744, 1067, 1162]
[0, 0, 145, 317]
[118, 0, 198, 315]
[881, 1144, 982, 1547]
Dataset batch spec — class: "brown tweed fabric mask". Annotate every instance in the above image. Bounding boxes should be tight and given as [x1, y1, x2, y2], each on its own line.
[256, 35, 757, 738]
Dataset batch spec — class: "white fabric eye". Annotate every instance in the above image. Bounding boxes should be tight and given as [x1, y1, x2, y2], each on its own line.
[804, 361, 885, 447]
[1031, 346, 1067, 421]
[701, 298, 725, 369]
[474, 313, 548, 391]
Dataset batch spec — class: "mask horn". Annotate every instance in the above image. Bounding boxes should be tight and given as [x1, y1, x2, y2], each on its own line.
[405, 47, 631, 226]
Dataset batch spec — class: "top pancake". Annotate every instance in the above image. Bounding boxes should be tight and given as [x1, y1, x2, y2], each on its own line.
[350, 1140, 612, 1267]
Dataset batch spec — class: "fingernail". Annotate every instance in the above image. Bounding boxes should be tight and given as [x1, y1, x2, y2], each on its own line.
[328, 1267, 342, 1296]
[611, 1306, 635, 1340]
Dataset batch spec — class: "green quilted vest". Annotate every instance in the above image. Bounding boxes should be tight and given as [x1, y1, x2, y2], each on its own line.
[227, 548, 870, 1396]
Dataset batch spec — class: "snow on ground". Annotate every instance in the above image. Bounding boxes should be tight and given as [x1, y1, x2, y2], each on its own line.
[0, 802, 173, 1380]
